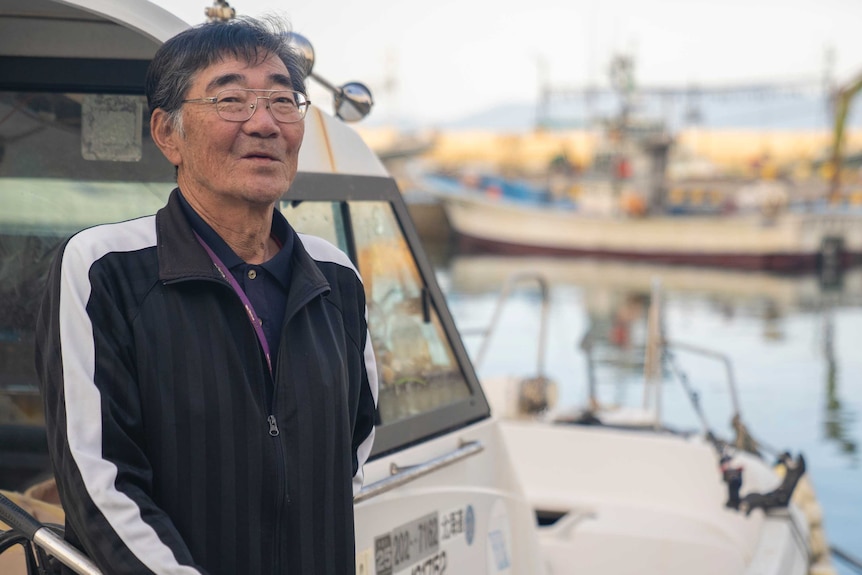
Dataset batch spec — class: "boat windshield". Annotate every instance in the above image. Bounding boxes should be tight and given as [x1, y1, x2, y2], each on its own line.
[282, 199, 472, 425]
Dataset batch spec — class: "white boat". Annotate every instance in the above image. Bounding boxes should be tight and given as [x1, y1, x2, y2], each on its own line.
[421, 167, 862, 275]
[0, 2, 849, 574]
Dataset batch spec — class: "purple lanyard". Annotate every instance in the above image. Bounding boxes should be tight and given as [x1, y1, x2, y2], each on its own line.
[194, 232, 273, 375]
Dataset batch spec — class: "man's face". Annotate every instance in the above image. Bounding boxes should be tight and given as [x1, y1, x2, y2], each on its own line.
[165, 53, 305, 208]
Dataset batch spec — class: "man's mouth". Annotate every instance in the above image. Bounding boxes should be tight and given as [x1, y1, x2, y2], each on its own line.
[242, 152, 279, 161]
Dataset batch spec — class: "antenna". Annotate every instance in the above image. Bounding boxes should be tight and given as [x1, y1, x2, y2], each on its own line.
[535, 55, 550, 129]
[205, 0, 235, 23]
[822, 45, 836, 127]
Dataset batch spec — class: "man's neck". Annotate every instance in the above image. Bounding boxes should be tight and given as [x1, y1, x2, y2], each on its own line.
[181, 187, 277, 264]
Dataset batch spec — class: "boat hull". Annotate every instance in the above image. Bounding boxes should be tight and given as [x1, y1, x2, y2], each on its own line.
[442, 195, 862, 273]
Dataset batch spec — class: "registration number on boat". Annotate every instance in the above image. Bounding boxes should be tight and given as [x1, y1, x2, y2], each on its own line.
[390, 512, 440, 571]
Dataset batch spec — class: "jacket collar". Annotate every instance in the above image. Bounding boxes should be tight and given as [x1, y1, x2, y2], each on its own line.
[156, 189, 331, 303]
[157, 188, 218, 282]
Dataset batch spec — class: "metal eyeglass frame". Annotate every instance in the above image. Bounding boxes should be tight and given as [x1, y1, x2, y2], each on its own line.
[181, 89, 311, 123]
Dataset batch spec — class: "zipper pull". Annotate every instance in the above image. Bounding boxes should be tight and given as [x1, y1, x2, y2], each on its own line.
[267, 415, 280, 437]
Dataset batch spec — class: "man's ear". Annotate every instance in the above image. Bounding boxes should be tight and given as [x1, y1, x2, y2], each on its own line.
[150, 108, 182, 167]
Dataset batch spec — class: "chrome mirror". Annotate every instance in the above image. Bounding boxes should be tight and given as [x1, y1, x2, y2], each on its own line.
[284, 32, 315, 79]
[334, 82, 374, 123]
[284, 33, 374, 122]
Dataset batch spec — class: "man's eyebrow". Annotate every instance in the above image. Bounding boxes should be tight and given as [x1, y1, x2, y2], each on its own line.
[204, 72, 293, 93]
[268, 73, 293, 88]
[205, 73, 245, 92]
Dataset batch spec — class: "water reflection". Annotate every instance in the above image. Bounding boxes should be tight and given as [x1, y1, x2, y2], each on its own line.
[447, 254, 862, 311]
[822, 312, 858, 460]
[439, 254, 861, 464]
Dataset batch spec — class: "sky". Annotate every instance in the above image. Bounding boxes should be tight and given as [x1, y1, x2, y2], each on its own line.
[149, 0, 862, 128]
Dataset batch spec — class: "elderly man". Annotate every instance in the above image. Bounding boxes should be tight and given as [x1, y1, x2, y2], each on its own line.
[35, 17, 377, 575]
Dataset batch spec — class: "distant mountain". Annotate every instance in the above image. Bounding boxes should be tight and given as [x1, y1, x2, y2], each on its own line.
[440, 103, 541, 131]
[365, 93, 862, 133]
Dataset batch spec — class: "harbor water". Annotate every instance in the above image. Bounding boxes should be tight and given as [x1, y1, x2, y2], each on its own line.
[430, 250, 861, 573]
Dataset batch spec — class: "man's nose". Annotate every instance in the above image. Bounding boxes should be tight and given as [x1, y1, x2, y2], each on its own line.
[244, 97, 280, 135]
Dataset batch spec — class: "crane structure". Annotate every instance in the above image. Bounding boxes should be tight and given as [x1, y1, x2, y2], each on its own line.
[535, 52, 822, 131]
[829, 72, 862, 198]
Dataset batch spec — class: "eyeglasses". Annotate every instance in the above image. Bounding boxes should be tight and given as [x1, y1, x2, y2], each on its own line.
[181, 89, 311, 123]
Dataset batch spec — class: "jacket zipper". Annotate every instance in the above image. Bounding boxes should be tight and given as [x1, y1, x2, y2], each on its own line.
[270, 284, 328, 571]
[249, 294, 286, 575]
[269, 367, 287, 575]
[267, 414, 279, 436]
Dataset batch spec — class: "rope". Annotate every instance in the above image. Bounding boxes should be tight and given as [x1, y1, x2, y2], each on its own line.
[832, 545, 862, 573]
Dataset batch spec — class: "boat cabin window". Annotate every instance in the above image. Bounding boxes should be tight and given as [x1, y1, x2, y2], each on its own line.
[0, 89, 174, 430]
[283, 200, 474, 425]
[350, 201, 472, 423]
[0, 86, 177, 488]
[282, 193, 487, 455]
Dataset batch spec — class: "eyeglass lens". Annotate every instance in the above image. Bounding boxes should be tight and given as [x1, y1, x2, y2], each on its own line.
[216, 90, 308, 123]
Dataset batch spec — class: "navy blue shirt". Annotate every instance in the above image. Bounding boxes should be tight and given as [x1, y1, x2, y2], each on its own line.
[177, 190, 293, 369]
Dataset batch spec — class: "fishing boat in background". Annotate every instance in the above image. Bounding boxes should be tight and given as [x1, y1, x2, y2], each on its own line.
[0, 1, 857, 574]
[415, 70, 862, 275]
[421, 168, 862, 274]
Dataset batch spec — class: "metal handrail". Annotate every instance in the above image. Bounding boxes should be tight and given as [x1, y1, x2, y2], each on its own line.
[461, 272, 550, 375]
[579, 279, 749, 437]
[34, 528, 102, 575]
[0, 491, 102, 575]
[663, 339, 743, 420]
[354, 440, 484, 503]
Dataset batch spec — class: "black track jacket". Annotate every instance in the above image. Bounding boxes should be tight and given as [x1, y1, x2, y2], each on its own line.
[35, 189, 378, 574]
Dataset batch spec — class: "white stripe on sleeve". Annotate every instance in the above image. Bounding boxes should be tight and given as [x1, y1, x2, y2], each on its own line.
[297, 233, 378, 493]
[59, 216, 200, 575]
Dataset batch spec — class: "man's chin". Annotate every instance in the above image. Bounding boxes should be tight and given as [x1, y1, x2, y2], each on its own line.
[241, 180, 294, 205]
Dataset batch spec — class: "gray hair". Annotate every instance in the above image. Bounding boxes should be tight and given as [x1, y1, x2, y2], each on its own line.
[145, 16, 307, 129]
